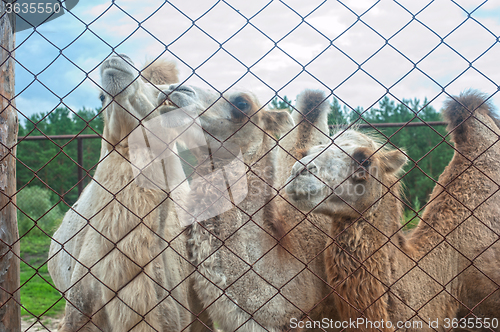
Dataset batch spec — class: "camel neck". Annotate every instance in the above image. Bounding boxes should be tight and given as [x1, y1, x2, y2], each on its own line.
[408, 145, 500, 258]
[326, 191, 404, 332]
[243, 135, 280, 216]
[329, 191, 403, 256]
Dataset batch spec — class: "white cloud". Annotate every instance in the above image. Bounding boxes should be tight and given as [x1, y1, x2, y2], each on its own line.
[15, 0, 500, 120]
[16, 95, 61, 121]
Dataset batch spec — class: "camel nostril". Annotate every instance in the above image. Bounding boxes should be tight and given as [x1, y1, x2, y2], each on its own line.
[177, 87, 195, 95]
[114, 54, 133, 64]
[168, 84, 195, 95]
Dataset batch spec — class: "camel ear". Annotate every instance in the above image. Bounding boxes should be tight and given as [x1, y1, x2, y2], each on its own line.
[261, 110, 294, 136]
[380, 149, 407, 174]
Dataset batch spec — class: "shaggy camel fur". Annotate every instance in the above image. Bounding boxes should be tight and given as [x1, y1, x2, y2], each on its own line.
[275, 93, 332, 188]
[48, 54, 206, 332]
[285, 90, 500, 331]
[157, 86, 340, 331]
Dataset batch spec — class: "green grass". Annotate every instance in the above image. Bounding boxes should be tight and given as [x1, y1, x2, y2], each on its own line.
[17, 186, 66, 318]
[20, 234, 65, 318]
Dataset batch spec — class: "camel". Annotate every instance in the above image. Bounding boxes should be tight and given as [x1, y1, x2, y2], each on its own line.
[156, 85, 341, 331]
[48, 54, 209, 332]
[285, 90, 500, 331]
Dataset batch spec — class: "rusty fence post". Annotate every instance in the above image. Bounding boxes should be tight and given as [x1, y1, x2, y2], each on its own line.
[0, 2, 20, 332]
[77, 136, 83, 195]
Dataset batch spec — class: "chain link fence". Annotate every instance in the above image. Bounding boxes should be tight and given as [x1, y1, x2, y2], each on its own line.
[2, 0, 500, 331]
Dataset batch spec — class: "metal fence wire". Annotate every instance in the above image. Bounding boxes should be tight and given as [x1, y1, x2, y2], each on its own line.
[2, 0, 500, 331]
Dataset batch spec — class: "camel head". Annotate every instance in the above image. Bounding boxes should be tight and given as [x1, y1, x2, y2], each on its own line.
[157, 84, 294, 161]
[99, 54, 178, 147]
[285, 130, 407, 218]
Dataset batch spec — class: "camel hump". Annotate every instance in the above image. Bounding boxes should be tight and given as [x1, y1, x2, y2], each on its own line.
[141, 58, 179, 85]
[294, 89, 330, 124]
[443, 90, 498, 142]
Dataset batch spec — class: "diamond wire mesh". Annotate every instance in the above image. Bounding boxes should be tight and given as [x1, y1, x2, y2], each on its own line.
[3, 0, 500, 332]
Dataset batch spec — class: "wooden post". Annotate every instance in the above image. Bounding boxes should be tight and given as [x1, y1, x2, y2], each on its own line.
[0, 3, 20, 332]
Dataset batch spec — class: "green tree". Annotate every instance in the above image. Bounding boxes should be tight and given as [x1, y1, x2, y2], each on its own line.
[329, 97, 349, 126]
[357, 97, 454, 211]
[268, 95, 293, 112]
[17, 107, 104, 210]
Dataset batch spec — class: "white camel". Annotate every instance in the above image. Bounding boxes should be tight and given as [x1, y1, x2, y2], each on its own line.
[48, 54, 207, 332]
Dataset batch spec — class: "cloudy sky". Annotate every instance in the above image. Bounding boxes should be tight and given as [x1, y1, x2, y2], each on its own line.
[15, 0, 500, 121]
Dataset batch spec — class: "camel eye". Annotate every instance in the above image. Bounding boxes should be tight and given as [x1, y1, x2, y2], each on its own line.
[233, 96, 251, 112]
[231, 95, 252, 120]
[99, 93, 106, 103]
[236, 100, 249, 110]
[352, 148, 373, 169]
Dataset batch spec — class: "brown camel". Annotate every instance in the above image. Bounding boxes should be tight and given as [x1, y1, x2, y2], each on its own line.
[285, 90, 500, 331]
[156, 86, 340, 331]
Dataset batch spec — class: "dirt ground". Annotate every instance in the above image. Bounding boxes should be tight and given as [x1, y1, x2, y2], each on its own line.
[21, 317, 61, 332]
[21, 317, 223, 332]
[21, 317, 225, 332]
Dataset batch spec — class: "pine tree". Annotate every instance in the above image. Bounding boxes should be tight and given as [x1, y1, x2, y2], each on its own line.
[17, 107, 104, 210]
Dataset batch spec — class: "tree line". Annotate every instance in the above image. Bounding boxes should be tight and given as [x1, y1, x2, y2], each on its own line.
[17, 96, 453, 219]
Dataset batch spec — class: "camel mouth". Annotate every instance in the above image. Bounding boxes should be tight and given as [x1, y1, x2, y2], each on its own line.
[161, 99, 175, 107]
[284, 182, 308, 202]
[287, 191, 304, 202]
[287, 186, 321, 201]
[157, 85, 199, 115]
[158, 99, 184, 115]
[285, 190, 319, 212]
[285, 175, 329, 204]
